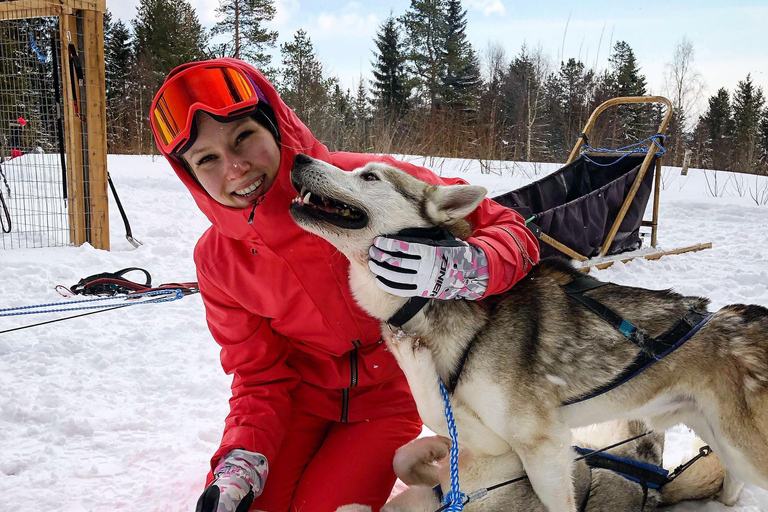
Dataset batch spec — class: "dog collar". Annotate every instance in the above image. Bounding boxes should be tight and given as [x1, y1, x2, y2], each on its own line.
[387, 296, 429, 330]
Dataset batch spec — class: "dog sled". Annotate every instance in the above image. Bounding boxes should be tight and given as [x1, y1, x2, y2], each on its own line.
[493, 96, 711, 270]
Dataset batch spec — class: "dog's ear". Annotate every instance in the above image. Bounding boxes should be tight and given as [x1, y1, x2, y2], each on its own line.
[426, 184, 488, 224]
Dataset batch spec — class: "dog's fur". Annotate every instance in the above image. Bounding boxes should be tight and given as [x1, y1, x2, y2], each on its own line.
[289, 156, 768, 511]
[334, 420, 724, 512]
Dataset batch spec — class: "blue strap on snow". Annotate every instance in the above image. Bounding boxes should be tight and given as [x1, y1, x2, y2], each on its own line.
[580, 134, 666, 167]
[438, 376, 467, 511]
[0, 289, 184, 317]
[574, 445, 670, 489]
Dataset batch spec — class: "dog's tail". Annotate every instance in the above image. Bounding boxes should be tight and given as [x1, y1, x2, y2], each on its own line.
[393, 436, 451, 486]
[660, 438, 725, 505]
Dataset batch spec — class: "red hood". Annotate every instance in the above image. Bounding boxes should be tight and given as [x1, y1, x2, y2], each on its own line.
[154, 58, 332, 244]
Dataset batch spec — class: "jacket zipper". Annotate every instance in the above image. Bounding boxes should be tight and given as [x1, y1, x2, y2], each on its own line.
[499, 225, 535, 273]
[341, 339, 361, 422]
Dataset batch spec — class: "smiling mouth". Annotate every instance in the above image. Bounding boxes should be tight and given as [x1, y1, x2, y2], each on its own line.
[289, 183, 368, 229]
[233, 177, 264, 197]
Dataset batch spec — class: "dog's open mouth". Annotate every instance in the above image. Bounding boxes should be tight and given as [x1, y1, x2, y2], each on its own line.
[289, 183, 368, 229]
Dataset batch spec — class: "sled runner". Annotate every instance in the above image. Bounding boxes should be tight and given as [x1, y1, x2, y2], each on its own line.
[492, 96, 712, 269]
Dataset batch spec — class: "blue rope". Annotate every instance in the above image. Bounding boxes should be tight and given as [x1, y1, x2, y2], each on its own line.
[580, 134, 666, 167]
[438, 377, 467, 511]
[0, 289, 184, 317]
[29, 34, 49, 63]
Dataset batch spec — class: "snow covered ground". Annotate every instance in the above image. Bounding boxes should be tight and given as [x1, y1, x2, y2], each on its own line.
[1, 154, 767, 511]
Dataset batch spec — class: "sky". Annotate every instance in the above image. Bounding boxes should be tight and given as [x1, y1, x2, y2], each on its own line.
[108, 0, 768, 119]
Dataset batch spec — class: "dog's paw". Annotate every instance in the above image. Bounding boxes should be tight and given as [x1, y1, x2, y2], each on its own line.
[716, 492, 740, 507]
[386, 331, 421, 359]
[716, 471, 744, 506]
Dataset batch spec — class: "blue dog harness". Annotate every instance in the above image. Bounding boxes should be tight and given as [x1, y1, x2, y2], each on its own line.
[561, 274, 713, 406]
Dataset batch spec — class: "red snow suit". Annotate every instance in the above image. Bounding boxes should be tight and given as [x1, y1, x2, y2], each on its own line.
[155, 58, 540, 475]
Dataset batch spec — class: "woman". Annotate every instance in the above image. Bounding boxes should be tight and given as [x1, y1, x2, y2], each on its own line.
[149, 57, 539, 512]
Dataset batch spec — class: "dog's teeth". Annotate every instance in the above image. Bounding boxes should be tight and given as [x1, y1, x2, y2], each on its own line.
[304, 192, 311, 203]
[301, 186, 307, 197]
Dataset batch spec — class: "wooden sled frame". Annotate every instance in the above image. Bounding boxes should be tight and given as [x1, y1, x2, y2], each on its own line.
[534, 95, 711, 269]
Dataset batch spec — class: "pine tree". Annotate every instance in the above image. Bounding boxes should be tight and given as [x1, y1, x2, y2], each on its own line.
[400, 0, 447, 112]
[699, 88, 735, 170]
[608, 41, 648, 141]
[279, 29, 332, 133]
[131, 0, 207, 152]
[104, 10, 134, 152]
[104, 11, 132, 102]
[702, 88, 734, 141]
[556, 58, 594, 146]
[352, 78, 371, 151]
[133, 0, 208, 88]
[609, 41, 647, 98]
[328, 82, 354, 149]
[441, 0, 480, 111]
[210, 0, 277, 70]
[760, 111, 768, 172]
[541, 69, 567, 159]
[371, 15, 409, 119]
[732, 74, 766, 173]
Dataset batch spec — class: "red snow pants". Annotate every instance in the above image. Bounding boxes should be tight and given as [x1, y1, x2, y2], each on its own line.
[251, 407, 423, 512]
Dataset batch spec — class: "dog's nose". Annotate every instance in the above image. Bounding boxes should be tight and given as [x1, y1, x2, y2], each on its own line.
[293, 154, 313, 166]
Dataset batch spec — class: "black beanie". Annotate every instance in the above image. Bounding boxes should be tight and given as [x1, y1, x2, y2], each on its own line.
[253, 103, 281, 147]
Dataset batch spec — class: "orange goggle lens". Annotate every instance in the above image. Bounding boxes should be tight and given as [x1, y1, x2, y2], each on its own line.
[151, 65, 258, 151]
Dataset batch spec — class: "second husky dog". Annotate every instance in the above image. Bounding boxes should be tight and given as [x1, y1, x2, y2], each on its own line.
[335, 420, 723, 511]
[288, 155, 768, 512]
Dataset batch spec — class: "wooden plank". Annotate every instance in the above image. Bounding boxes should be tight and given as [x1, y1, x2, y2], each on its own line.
[643, 242, 712, 260]
[538, 232, 589, 262]
[82, 8, 109, 250]
[0, 6, 62, 20]
[600, 149, 656, 256]
[651, 158, 661, 247]
[59, 13, 86, 246]
[583, 243, 713, 270]
[0, 0, 105, 18]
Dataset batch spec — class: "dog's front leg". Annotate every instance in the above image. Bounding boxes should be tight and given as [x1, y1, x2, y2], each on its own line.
[385, 331, 450, 432]
[513, 425, 577, 512]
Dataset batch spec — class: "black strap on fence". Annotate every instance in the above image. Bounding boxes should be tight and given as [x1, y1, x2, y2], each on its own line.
[50, 29, 68, 200]
[67, 43, 84, 120]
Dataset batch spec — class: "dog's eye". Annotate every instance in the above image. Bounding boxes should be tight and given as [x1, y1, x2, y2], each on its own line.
[362, 172, 380, 182]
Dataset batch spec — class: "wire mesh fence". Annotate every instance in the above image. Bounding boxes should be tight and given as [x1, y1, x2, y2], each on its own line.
[0, 16, 69, 249]
[0, 1, 109, 251]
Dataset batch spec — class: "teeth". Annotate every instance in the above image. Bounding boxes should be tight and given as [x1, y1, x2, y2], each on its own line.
[234, 177, 263, 197]
[300, 186, 308, 197]
[304, 192, 311, 203]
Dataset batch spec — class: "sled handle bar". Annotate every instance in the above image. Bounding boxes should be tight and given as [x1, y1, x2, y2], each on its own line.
[566, 95, 674, 166]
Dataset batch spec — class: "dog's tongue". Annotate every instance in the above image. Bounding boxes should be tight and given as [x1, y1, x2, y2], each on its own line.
[318, 204, 339, 214]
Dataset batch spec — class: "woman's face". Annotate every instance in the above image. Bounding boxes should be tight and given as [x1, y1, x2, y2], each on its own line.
[182, 112, 281, 208]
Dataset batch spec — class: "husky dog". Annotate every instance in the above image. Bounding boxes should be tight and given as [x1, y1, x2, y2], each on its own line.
[289, 154, 768, 512]
[335, 420, 723, 512]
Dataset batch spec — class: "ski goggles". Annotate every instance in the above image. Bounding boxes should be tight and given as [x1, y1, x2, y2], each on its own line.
[150, 63, 266, 154]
